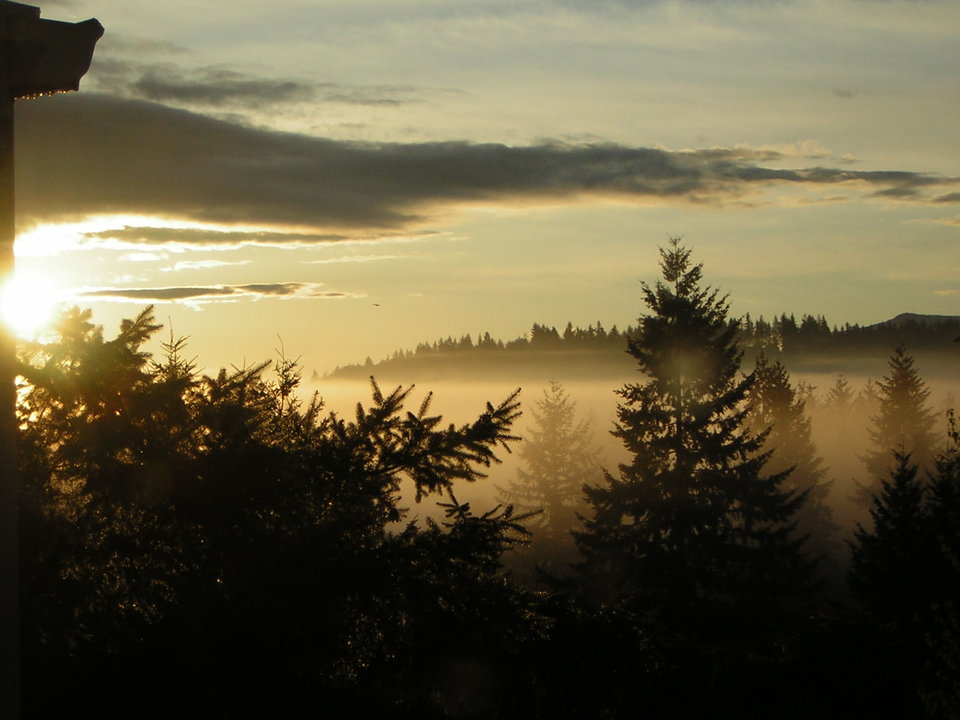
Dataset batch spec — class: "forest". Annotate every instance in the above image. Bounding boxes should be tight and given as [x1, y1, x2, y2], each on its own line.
[12, 239, 960, 718]
[327, 307, 960, 383]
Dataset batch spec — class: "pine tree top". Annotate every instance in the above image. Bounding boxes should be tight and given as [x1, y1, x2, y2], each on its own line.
[629, 238, 743, 406]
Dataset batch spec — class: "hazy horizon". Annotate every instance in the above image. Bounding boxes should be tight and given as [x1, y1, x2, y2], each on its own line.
[4, 0, 957, 377]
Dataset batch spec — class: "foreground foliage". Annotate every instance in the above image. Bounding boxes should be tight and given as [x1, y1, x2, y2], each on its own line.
[14, 256, 957, 718]
[18, 307, 537, 717]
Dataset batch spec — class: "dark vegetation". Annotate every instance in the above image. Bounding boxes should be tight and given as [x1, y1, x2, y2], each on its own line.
[328, 306, 960, 383]
[16, 240, 960, 718]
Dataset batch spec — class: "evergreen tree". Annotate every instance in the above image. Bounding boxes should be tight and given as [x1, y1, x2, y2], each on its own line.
[819, 373, 868, 519]
[848, 453, 931, 624]
[922, 410, 960, 719]
[858, 346, 939, 506]
[776, 313, 799, 352]
[930, 410, 960, 575]
[497, 381, 601, 552]
[848, 413, 960, 718]
[846, 452, 944, 718]
[746, 355, 837, 565]
[750, 314, 777, 352]
[823, 374, 854, 423]
[573, 239, 812, 621]
[529, 323, 561, 347]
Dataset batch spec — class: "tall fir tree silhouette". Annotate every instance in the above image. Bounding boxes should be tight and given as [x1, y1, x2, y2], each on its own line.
[846, 452, 947, 718]
[849, 453, 931, 625]
[857, 346, 939, 507]
[573, 239, 812, 621]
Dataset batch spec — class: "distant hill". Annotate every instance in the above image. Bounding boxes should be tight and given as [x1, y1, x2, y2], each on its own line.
[874, 313, 960, 328]
[325, 313, 960, 383]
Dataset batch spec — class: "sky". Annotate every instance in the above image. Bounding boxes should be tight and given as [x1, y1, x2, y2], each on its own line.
[7, 0, 960, 376]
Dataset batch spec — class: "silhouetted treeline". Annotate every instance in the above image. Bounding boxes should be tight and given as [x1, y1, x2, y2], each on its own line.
[15, 243, 960, 718]
[410, 322, 632, 355]
[741, 311, 960, 355]
[328, 311, 959, 380]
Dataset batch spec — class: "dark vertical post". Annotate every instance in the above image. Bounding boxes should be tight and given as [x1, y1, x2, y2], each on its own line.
[0, 10, 18, 718]
[0, 5, 102, 716]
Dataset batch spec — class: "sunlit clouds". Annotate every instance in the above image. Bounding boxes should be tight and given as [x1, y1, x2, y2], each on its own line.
[77, 281, 361, 304]
[8, 0, 958, 374]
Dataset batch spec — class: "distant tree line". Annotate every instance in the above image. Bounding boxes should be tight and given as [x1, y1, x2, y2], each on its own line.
[345, 321, 633, 369]
[15, 240, 960, 718]
[740, 311, 960, 354]
[329, 308, 959, 379]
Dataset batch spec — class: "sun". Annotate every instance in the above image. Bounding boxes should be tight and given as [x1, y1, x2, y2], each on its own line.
[0, 269, 62, 339]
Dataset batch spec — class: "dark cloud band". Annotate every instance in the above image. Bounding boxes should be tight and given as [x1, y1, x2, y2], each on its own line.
[17, 94, 954, 231]
[89, 60, 416, 110]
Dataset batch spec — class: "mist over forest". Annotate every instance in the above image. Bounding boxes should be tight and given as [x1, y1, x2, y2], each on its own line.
[315, 312, 960, 584]
[326, 310, 960, 383]
[13, 241, 960, 719]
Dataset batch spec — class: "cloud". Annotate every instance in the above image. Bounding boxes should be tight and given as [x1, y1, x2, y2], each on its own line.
[76, 225, 435, 250]
[16, 94, 957, 231]
[133, 67, 315, 109]
[82, 226, 359, 248]
[235, 283, 309, 297]
[871, 186, 921, 199]
[81, 286, 236, 301]
[77, 282, 358, 302]
[313, 82, 421, 107]
[122, 252, 167, 263]
[95, 36, 188, 56]
[167, 259, 251, 272]
[89, 60, 418, 110]
[303, 254, 401, 265]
